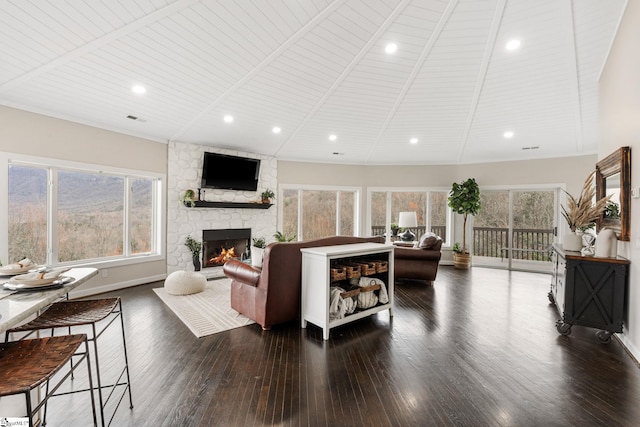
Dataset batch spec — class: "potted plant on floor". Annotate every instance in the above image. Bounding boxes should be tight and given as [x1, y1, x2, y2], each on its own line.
[184, 235, 202, 271]
[448, 178, 481, 269]
[251, 237, 266, 268]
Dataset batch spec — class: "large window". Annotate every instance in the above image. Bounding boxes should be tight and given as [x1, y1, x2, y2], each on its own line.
[7, 164, 48, 263]
[369, 189, 451, 245]
[5, 158, 162, 266]
[280, 186, 359, 240]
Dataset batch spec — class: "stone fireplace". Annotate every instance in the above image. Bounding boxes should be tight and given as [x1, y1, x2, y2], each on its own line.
[202, 228, 251, 268]
[167, 141, 277, 277]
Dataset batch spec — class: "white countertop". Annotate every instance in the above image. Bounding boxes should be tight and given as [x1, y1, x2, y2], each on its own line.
[0, 267, 98, 335]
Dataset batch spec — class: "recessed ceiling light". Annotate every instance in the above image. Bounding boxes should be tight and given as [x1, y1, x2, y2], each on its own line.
[131, 85, 146, 94]
[385, 43, 398, 54]
[329, 134, 337, 141]
[410, 137, 418, 144]
[223, 115, 234, 123]
[506, 39, 521, 51]
[503, 131, 514, 138]
[272, 126, 281, 134]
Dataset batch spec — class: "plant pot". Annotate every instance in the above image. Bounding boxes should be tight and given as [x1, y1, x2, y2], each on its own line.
[262, 198, 271, 204]
[251, 246, 264, 268]
[453, 252, 471, 270]
[595, 228, 618, 258]
[192, 255, 201, 271]
[563, 232, 582, 252]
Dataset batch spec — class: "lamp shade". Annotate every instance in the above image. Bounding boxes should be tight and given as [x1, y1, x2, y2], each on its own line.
[398, 211, 418, 228]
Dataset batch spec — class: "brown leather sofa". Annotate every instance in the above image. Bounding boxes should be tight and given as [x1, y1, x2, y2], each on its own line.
[394, 232, 443, 284]
[222, 235, 385, 330]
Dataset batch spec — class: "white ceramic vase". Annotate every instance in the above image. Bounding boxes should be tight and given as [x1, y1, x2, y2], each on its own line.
[563, 232, 582, 252]
[251, 246, 264, 268]
[595, 228, 618, 258]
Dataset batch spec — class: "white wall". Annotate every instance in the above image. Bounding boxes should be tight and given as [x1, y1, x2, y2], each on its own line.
[599, 0, 640, 360]
[0, 106, 167, 296]
[279, 156, 596, 260]
[279, 156, 595, 191]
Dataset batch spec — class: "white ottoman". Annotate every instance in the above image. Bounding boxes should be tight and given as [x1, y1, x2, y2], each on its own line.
[164, 271, 206, 295]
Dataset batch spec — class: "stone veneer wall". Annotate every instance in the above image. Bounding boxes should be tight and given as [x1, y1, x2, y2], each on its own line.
[167, 141, 277, 276]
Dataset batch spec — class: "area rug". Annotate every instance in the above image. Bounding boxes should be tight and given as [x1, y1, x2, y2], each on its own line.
[153, 278, 254, 338]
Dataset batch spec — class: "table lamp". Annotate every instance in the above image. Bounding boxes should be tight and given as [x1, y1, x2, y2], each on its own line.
[398, 211, 417, 242]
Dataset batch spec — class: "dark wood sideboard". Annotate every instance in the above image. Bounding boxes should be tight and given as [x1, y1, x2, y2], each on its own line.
[549, 243, 630, 343]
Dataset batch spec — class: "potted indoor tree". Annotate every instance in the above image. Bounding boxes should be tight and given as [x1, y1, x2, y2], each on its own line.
[184, 235, 202, 271]
[251, 237, 266, 268]
[448, 178, 481, 269]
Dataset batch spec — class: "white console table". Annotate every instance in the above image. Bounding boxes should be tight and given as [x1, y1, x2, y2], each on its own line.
[301, 243, 394, 340]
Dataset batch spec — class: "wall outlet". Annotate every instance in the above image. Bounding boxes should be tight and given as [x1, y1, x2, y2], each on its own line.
[632, 188, 640, 199]
[101, 269, 108, 278]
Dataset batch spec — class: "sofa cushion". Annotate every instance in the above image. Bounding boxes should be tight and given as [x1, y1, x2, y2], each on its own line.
[418, 232, 440, 249]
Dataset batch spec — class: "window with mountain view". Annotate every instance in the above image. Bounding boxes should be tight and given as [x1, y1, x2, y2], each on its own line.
[7, 161, 160, 265]
[7, 164, 48, 263]
[58, 170, 124, 261]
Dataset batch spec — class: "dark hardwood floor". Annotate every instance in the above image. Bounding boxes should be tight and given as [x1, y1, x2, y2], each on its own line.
[46, 266, 640, 426]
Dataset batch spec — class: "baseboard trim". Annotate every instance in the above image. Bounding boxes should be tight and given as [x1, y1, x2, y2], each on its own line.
[69, 274, 167, 298]
[616, 331, 640, 367]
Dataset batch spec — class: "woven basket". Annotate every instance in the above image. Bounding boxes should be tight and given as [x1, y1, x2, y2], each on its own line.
[341, 264, 361, 279]
[330, 267, 347, 282]
[359, 283, 381, 293]
[340, 287, 361, 299]
[348, 261, 376, 276]
[372, 261, 388, 273]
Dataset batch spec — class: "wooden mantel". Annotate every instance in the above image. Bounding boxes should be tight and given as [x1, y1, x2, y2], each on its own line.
[184, 201, 272, 209]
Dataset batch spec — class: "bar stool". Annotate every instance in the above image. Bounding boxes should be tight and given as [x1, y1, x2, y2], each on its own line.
[0, 334, 97, 427]
[5, 298, 133, 427]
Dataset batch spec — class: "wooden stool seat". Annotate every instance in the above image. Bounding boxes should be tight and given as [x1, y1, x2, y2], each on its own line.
[0, 334, 97, 426]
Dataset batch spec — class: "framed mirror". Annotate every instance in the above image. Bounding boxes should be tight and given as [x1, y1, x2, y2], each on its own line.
[596, 146, 631, 241]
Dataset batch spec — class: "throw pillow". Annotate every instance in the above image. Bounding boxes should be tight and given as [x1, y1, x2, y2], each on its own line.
[419, 232, 439, 249]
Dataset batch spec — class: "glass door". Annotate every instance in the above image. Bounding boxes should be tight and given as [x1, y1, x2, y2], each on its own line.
[509, 190, 555, 271]
[473, 189, 557, 272]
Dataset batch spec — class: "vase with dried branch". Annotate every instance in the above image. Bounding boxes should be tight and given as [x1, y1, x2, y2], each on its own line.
[561, 172, 611, 251]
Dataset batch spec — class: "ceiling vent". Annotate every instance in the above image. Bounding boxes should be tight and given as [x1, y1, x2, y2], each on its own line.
[126, 115, 147, 123]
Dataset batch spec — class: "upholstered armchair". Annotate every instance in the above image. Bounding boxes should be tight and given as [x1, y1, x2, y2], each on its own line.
[394, 232, 443, 284]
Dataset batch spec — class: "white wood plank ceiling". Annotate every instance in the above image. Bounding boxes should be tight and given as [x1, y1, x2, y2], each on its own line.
[0, 0, 627, 164]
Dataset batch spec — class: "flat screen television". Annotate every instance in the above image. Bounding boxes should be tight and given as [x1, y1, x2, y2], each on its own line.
[201, 152, 260, 191]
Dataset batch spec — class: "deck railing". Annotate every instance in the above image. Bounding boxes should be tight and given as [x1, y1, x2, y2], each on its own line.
[371, 226, 551, 260]
[473, 227, 553, 261]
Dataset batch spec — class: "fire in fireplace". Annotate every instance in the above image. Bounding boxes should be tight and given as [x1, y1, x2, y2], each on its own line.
[202, 228, 251, 268]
